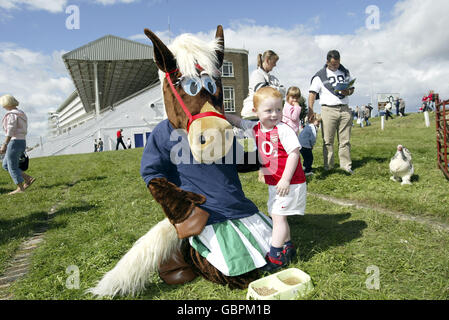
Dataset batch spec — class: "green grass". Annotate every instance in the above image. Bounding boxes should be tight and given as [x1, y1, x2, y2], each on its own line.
[0, 112, 448, 300]
[307, 112, 449, 223]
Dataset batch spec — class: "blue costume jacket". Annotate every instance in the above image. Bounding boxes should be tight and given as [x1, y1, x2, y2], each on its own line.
[140, 119, 259, 225]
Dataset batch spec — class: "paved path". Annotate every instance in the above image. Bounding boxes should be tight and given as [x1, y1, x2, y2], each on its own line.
[309, 192, 449, 232]
[0, 206, 57, 300]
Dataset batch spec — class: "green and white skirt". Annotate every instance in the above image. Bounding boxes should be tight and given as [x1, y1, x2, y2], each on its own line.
[189, 212, 273, 277]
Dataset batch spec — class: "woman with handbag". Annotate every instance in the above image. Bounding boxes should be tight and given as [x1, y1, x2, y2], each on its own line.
[0, 94, 35, 195]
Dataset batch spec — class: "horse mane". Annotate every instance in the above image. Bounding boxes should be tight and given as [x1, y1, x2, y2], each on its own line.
[158, 33, 222, 80]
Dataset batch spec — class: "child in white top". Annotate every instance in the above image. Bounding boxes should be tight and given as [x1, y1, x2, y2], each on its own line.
[226, 87, 307, 271]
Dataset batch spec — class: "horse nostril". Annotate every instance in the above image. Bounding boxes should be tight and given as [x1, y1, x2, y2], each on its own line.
[200, 135, 206, 145]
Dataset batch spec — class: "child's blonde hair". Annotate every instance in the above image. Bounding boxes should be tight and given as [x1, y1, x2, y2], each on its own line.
[313, 113, 322, 123]
[253, 87, 282, 111]
[286, 86, 301, 99]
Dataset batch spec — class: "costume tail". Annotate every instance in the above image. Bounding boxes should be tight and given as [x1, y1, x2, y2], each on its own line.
[86, 218, 180, 297]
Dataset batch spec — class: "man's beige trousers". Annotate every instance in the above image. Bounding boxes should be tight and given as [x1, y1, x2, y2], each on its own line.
[320, 105, 352, 171]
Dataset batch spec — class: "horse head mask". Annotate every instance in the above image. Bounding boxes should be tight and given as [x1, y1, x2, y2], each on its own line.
[144, 25, 234, 163]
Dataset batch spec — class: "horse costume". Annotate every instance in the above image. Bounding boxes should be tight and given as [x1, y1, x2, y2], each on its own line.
[87, 25, 272, 297]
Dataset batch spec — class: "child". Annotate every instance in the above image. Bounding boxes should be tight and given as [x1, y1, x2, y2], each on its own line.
[282, 86, 302, 135]
[226, 87, 307, 271]
[299, 114, 321, 176]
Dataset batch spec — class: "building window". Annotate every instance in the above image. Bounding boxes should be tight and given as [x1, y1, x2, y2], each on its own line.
[223, 86, 235, 112]
[221, 61, 234, 77]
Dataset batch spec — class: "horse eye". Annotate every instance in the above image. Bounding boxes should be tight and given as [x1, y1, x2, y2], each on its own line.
[200, 135, 206, 144]
[181, 77, 201, 96]
[201, 75, 217, 94]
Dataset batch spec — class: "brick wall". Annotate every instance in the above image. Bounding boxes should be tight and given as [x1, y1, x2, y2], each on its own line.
[222, 49, 249, 115]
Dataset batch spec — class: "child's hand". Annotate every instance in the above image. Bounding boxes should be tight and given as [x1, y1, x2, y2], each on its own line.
[276, 178, 290, 197]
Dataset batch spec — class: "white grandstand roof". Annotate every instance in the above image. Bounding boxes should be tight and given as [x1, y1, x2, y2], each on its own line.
[62, 35, 159, 113]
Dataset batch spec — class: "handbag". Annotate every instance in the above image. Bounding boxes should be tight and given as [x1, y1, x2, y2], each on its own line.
[18, 151, 29, 171]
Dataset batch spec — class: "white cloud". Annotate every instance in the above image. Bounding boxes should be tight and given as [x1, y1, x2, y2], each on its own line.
[187, 0, 449, 114]
[0, 44, 74, 138]
[0, 0, 67, 12]
[0, 0, 142, 13]
[129, 30, 174, 46]
[4, 0, 449, 139]
[94, 0, 140, 5]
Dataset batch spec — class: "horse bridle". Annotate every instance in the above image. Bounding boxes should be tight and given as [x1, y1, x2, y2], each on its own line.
[165, 66, 227, 132]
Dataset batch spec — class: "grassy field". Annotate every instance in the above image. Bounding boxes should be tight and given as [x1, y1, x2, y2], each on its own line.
[0, 112, 448, 300]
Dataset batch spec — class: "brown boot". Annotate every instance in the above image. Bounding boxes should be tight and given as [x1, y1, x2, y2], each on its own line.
[158, 247, 197, 285]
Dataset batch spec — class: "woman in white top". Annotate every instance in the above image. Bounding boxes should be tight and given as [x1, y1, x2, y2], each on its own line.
[241, 50, 285, 119]
[0, 94, 35, 194]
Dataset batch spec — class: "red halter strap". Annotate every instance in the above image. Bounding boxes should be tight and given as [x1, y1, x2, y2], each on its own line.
[165, 69, 227, 132]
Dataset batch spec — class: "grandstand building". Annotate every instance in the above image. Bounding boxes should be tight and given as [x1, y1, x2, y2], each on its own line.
[31, 35, 248, 158]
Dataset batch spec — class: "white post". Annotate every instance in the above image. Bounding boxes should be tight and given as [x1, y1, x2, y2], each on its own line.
[424, 110, 430, 127]
[94, 62, 101, 117]
[381, 115, 385, 130]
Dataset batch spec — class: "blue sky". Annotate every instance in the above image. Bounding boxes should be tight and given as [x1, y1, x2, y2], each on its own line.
[1, 0, 448, 138]
[1, 0, 397, 54]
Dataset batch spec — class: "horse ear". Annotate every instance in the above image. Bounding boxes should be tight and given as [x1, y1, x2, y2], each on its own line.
[215, 25, 224, 69]
[144, 28, 177, 73]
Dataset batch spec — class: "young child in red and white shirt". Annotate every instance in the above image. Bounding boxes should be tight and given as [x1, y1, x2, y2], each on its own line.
[226, 87, 306, 271]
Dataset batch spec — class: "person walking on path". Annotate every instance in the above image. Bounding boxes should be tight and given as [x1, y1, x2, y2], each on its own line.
[0, 94, 35, 195]
[363, 105, 372, 126]
[307, 50, 355, 174]
[356, 106, 364, 128]
[116, 129, 127, 150]
[399, 99, 406, 116]
[98, 138, 104, 152]
[385, 101, 394, 120]
[425, 90, 435, 111]
[395, 98, 400, 116]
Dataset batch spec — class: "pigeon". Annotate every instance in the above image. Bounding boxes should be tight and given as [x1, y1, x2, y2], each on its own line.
[389, 145, 414, 185]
